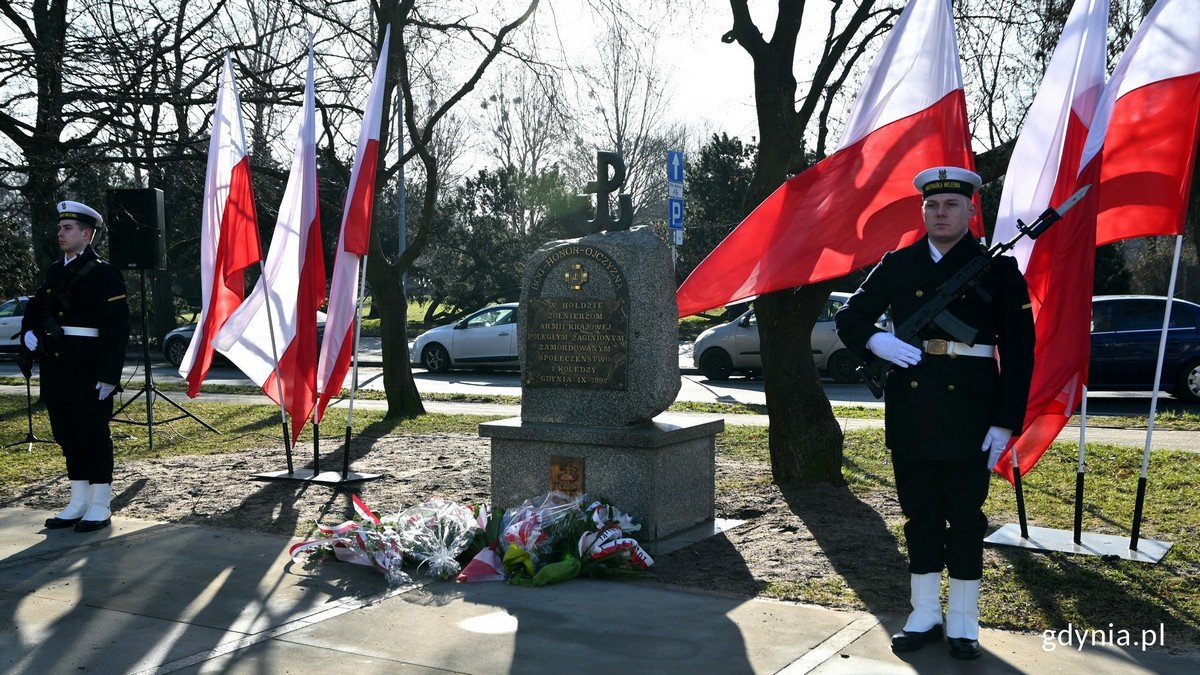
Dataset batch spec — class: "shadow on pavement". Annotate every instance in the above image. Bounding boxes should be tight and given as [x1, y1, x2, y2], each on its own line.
[778, 482, 909, 618]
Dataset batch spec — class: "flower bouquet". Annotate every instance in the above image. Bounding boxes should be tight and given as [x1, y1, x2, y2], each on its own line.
[289, 494, 410, 588]
[484, 492, 654, 587]
[393, 498, 481, 580]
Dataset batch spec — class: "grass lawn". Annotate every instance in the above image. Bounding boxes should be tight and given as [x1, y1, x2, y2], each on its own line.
[721, 425, 1200, 647]
[0, 396, 499, 488]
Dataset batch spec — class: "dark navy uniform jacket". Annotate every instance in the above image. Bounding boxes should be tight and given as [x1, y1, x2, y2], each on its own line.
[835, 235, 1035, 461]
[22, 246, 130, 402]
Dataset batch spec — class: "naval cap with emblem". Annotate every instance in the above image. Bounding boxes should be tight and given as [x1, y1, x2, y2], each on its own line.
[57, 200, 103, 229]
[913, 166, 982, 198]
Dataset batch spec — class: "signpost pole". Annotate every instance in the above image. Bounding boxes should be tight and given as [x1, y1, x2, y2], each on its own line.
[666, 150, 685, 271]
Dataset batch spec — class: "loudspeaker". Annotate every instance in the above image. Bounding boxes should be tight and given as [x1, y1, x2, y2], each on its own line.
[106, 188, 166, 271]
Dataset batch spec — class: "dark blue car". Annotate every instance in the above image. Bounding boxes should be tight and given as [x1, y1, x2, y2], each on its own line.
[1090, 295, 1200, 402]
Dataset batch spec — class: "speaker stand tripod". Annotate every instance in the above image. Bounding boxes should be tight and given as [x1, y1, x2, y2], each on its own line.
[3, 369, 56, 452]
[111, 269, 217, 453]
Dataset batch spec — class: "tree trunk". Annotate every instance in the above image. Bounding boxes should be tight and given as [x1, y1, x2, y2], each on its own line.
[756, 283, 846, 484]
[26, 167, 61, 271]
[743, 77, 844, 486]
[368, 250, 425, 418]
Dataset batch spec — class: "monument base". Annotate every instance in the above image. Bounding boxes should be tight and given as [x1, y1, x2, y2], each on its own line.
[480, 414, 724, 542]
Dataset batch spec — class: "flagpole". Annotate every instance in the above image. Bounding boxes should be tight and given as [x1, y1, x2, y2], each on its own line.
[311, 401, 320, 475]
[1073, 385, 1089, 544]
[1010, 444, 1029, 539]
[343, 254, 369, 479]
[1131, 234, 1183, 550]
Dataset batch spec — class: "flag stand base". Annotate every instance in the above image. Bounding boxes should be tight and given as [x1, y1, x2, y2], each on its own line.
[249, 469, 383, 486]
[985, 524, 1172, 563]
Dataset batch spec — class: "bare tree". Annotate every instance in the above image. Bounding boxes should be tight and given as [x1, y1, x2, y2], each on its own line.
[559, 6, 686, 225]
[294, 0, 542, 417]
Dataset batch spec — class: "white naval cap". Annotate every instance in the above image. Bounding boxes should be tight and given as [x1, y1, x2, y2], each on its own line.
[57, 200, 103, 228]
[913, 166, 982, 198]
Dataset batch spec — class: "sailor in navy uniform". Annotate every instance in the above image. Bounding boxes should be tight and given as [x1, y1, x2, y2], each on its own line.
[835, 167, 1035, 660]
[20, 200, 130, 533]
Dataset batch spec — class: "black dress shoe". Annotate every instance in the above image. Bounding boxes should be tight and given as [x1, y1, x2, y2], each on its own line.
[948, 637, 982, 660]
[891, 624, 943, 652]
[44, 516, 82, 529]
[74, 518, 111, 533]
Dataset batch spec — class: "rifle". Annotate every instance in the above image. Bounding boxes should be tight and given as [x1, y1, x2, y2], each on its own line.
[858, 185, 1091, 398]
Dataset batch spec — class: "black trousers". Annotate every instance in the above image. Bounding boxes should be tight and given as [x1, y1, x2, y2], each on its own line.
[892, 452, 991, 580]
[45, 398, 115, 484]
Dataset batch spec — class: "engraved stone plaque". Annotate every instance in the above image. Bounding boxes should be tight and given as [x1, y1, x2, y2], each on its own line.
[523, 244, 630, 390]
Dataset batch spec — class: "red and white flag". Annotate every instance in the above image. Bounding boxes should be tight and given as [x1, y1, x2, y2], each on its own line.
[676, 0, 978, 317]
[215, 41, 325, 445]
[315, 26, 390, 422]
[990, 0, 1108, 482]
[180, 55, 262, 397]
[1089, 0, 1200, 246]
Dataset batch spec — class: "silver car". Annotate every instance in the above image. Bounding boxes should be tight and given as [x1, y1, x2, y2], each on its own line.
[692, 292, 867, 383]
[411, 303, 519, 373]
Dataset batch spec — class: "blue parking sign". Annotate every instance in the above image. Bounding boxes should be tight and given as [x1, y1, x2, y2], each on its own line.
[668, 198, 684, 230]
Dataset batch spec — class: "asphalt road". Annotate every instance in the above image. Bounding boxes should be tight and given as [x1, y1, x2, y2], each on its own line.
[2, 352, 1197, 418]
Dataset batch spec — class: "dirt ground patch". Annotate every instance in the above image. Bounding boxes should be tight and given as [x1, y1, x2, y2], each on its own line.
[0, 431, 913, 616]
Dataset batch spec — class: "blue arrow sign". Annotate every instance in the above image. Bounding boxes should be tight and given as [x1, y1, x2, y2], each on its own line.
[668, 198, 684, 230]
[667, 150, 684, 183]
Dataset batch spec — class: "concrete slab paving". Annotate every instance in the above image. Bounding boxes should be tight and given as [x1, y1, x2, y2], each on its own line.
[0, 593, 234, 674]
[276, 579, 858, 675]
[806, 615, 1200, 674]
[1, 506, 1197, 674]
[0, 507, 169, 567]
[172, 640, 457, 675]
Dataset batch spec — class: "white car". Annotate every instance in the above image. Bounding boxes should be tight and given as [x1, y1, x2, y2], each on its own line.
[411, 303, 519, 373]
[692, 292, 873, 383]
[0, 296, 29, 353]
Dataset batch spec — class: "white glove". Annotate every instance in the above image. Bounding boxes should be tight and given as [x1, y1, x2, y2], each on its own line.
[982, 426, 1013, 470]
[96, 382, 116, 400]
[866, 332, 922, 367]
[23, 331, 38, 351]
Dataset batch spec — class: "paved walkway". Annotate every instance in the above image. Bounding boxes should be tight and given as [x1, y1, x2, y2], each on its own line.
[0, 507, 1194, 674]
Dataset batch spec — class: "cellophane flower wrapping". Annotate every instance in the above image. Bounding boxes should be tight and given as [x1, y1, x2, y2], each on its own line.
[495, 493, 654, 586]
[499, 492, 585, 570]
[288, 495, 411, 588]
[394, 499, 481, 580]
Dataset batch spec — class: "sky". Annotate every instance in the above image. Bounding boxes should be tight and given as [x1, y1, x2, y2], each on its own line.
[536, 0, 774, 145]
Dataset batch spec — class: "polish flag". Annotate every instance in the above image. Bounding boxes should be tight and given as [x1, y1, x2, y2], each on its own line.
[315, 26, 390, 422]
[180, 55, 262, 397]
[997, 0, 1200, 479]
[1089, 0, 1200, 246]
[215, 41, 325, 445]
[676, 0, 978, 317]
[989, 0, 1108, 482]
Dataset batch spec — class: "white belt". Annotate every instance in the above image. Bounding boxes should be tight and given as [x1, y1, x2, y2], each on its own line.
[922, 339, 994, 358]
[62, 326, 99, 338]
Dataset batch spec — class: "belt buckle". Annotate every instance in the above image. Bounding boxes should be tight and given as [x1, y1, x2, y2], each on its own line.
[925, 339, 949, 355]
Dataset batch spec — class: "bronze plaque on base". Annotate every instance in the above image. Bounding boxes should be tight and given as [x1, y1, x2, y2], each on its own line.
[550, 455, 585, 496]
